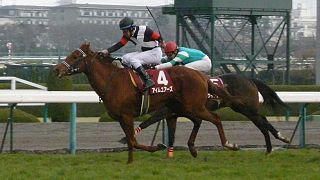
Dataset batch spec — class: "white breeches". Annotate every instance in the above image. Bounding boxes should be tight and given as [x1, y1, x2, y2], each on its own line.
[184, 55, 212, 73]
[122, 47, 162, 69]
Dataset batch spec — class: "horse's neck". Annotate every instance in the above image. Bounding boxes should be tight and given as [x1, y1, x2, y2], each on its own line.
[84, 59, 119, 98]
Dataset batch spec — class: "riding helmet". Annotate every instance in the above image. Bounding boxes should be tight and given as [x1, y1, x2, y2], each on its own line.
[119, 17, 134, 30]
[164, 41, 178, 53]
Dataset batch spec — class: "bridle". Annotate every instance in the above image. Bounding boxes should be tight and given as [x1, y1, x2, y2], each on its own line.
[62, 48, 87, 75]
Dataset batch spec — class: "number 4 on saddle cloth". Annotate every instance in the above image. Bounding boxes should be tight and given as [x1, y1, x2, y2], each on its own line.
[128, 68, 225, 99]
[128, 69, 175, 95]
[128, 68, 224, 115]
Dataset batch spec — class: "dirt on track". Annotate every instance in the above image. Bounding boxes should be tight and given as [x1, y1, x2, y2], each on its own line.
[1, 120, 320, 153]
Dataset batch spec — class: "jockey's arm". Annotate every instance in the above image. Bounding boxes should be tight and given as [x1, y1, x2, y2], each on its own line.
[155, 54, 186, 70]
[107, 36, 129, 53]
[148, 28, 162, 44]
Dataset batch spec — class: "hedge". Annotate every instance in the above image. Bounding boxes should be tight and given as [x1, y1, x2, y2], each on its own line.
[0, 108, 40, 123]
[47, 69, 73, 122]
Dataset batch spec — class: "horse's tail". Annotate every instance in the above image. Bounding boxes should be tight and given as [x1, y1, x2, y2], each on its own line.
[207, 79, 243, 106]
[251, 78, 291, 112]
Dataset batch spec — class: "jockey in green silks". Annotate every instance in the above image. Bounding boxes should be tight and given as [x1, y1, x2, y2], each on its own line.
[155, 41, 212, 73]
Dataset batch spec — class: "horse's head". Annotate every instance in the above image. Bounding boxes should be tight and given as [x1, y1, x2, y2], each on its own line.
[54, 42, 92, 78]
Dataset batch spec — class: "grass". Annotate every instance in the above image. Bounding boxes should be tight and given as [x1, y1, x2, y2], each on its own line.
[0, 149, 319, 179]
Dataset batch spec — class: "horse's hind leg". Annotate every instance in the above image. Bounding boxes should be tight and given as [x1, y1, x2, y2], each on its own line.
[244, 113, 273, 153]
[244, 112, 289, 153]
[184, 116, 202, 158]
[261, 116, 289, 143]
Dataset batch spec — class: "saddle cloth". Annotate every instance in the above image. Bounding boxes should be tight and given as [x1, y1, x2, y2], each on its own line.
[208, 76, 224, 99]
[128, 69, 175, 95]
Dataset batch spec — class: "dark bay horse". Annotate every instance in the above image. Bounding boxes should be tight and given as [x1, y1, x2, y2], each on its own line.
[131, 74, 291, 156]
[53, 42, 239, 163]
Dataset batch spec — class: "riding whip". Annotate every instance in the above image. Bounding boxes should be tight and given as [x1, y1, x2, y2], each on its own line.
[146, 6, 164, 43]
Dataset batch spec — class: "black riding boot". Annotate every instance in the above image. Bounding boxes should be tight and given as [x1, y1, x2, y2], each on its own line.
[136, 66, 155, 90]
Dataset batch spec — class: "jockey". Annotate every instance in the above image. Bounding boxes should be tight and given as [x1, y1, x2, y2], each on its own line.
[100, 17, 163, 90]
[155, 41, 212, 73]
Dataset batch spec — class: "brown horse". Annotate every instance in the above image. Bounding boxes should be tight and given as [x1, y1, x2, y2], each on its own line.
[53, 42, 238, 163]
[129, 74, 291, 156]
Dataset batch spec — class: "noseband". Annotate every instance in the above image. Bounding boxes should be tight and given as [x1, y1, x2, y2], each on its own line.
[62, 48, 87, 74]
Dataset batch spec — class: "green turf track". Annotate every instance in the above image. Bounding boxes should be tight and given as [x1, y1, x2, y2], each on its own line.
[0, 149, 319, 179]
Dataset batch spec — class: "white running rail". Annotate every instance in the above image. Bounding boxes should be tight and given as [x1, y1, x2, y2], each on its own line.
[0, 76, 47, 90]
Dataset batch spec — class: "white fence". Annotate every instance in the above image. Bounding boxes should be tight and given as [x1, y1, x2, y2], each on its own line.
[0, 76, 47, 90]
[0, 90, 98, 103]
[1, 90, 319, 104]
[0, 90, 318, 153]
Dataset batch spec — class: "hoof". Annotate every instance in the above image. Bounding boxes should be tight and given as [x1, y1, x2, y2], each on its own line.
[282, 137, 290, 144]
[277, 132, 290, 143]
[118, 137, 127, 144]
[189, 147, 198, 158]
[224, 141, 239, 151]
[157, 143, 167, 150]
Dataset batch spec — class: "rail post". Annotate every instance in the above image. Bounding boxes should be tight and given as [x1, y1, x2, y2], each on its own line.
[43, 103, 49, 123]
[69, 103, 77, 154]
[0, 103, 17, 153]
[299, 103, 307, 148]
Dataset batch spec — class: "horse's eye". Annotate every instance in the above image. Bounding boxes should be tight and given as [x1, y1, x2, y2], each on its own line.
[72, 54, 78, 59]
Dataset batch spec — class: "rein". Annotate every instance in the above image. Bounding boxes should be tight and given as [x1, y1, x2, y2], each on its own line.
[61, 47, 121, 102]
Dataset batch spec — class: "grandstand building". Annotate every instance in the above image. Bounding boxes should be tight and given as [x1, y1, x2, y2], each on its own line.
[0, 4, 153, 26]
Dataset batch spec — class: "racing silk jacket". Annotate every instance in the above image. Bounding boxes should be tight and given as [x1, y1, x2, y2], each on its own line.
[107, 25, 161, 53]
[157, 47, 206, 69]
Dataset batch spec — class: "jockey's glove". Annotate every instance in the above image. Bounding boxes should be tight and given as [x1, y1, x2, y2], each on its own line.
[100, 49, 109, 55]
[98, 49, 110, 58]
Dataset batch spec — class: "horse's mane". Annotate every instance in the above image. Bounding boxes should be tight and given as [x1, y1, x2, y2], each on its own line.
[80, 42, 124, 69]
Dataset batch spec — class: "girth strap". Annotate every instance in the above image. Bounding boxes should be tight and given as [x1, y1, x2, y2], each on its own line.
[128, 70, 150, 115]
[140, 90, 150, 116]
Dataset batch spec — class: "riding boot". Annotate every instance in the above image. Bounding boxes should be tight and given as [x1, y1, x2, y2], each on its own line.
[136, 66, 155, 90]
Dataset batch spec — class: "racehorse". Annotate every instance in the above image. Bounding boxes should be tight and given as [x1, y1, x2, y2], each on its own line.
[129, 74, 291, 156]
[53, 42, 239, 163]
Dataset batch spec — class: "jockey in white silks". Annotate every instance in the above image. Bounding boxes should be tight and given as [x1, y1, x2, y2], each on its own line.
[100, 17, 163, 90]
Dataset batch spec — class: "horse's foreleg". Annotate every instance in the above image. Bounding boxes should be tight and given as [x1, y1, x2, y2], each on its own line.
[137, 107, 171, 135]
[137, 114, 165, 134]
[166, 115, 177, 158]
[134, 143, 167, 152]
[117, 117, 161, 144]
[118, 108, 170, 144]
[119, 115, 135, 164]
